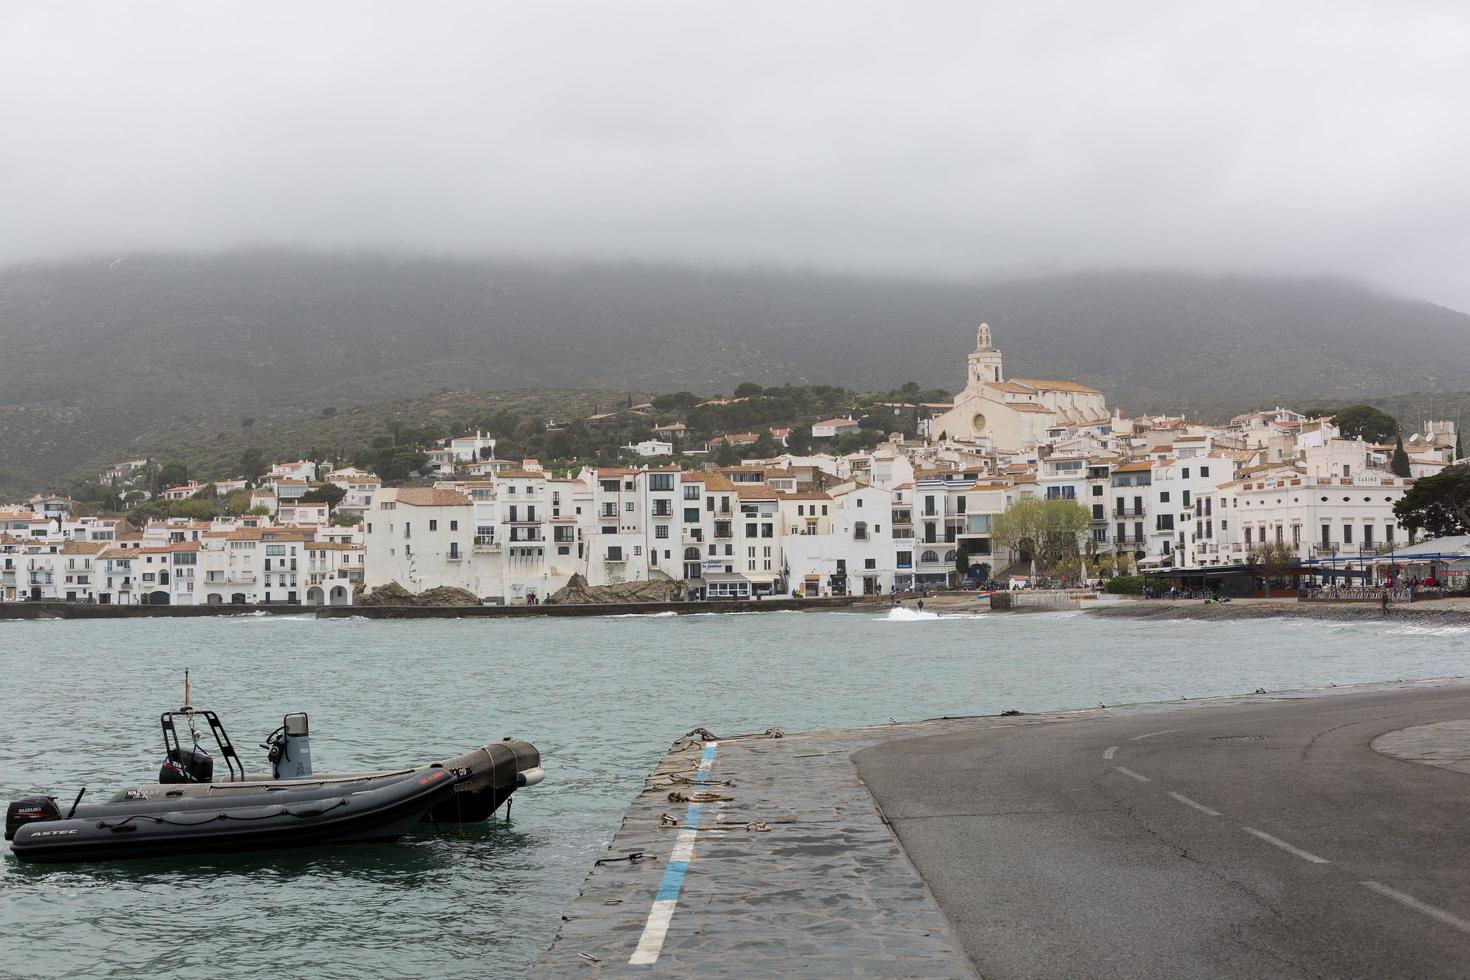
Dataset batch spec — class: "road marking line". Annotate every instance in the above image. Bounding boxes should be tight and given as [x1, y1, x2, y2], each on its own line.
[1115, 766, 1150, 782]
[1131, 729, 1178, 741]
[1241, 826, 1329, 864]
[1167, 791, 1221, 817]
[629, 741, 718, 966]
[1362, 880, 1470, 934]
[1103, 746, 1118, 760]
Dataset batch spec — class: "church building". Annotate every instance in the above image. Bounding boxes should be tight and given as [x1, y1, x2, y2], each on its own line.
[928, 324, 1108, 449]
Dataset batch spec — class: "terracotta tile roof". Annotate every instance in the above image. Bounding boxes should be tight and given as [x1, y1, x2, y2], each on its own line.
[702, 474, 737, 492]
[986, 381, 1036, 394]
[496, 469, 547, 480]
[396, 488, 472, 507]
[735, 486, 778, 500]
[1009, 377, 1101, 394]
[1010, 403, 1055, 414]
[1114, 461, 1153, 473]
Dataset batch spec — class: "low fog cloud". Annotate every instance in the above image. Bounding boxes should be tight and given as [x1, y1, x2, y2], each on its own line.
[2, 1, 1468, 305]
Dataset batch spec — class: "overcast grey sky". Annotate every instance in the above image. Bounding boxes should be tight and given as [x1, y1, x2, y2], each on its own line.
[3, 1, 1468, 306]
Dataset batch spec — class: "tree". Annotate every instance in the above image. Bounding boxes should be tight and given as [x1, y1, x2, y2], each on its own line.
[953, 544, 970, 584]
[1332, 405, 1399, 444]
[1391, 435, 1411, 478]
[1395, 463, 1470, 539]
[156, 462, 189, 489]
[240, 447, 267, 482]
[991, 498, 1048, 578]
[1039, 499, 1091, 568]
[300, 484, 346, 507]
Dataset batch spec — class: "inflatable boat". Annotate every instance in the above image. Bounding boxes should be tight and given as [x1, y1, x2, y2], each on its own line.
[5, 675, 543, 864]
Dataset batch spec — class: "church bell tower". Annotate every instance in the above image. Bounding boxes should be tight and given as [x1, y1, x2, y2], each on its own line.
[968, 323, 1003, 385]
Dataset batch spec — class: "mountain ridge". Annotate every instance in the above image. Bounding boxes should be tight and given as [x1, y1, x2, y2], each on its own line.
[2, 252, 1467, 495]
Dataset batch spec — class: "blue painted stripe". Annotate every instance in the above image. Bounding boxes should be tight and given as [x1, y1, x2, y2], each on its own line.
[655, 861, 691, 901]
[644, 743, 718, 916]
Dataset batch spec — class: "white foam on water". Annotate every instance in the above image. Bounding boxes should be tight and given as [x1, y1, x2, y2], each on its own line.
[879, 607, 941, 621]
[605, 611, 679, 618]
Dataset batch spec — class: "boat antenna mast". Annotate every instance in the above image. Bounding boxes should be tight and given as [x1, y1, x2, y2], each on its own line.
[180, 669, 203, 746]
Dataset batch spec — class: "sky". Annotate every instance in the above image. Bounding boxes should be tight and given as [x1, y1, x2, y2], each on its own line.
[2, 1, 1468, 307]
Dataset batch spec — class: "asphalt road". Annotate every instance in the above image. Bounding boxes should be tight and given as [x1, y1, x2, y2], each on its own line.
[855, 684, 1470, 979]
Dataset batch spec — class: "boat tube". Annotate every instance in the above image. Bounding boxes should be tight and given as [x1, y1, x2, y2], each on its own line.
[4, 673, 543, 864]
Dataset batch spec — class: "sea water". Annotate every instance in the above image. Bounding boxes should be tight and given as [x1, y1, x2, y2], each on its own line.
[1, 609, 1466, 977]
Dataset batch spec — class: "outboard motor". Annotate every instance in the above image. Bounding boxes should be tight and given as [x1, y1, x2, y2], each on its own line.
[159, 743, 214, 784]
[264, 713, 313, 780]
[5, 796, 60, 841]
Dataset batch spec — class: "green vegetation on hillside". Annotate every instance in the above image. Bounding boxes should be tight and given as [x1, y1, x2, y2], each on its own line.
[4, 253, 1470, 497]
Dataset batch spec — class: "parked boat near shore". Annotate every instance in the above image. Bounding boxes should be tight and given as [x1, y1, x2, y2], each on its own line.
[5, 674, 543, 864]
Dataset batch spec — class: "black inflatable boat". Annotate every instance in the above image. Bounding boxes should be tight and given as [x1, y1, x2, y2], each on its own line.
[5, 675, 543, 864]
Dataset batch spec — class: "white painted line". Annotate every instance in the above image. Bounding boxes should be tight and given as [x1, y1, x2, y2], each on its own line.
[629, 741, 718, 966]
[1362, 880, 1470, 935]
[1241, 826, 1329, 864]
[629, 901, 677, 965]
[1115, 766, 1150, 782]
[1131, 729, 1178, 741]
[1103, 746, 1118, 760]
[1167, 791, 1221, 817]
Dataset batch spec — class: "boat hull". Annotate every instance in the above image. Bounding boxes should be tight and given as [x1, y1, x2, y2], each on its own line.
[11, 769, 459, 864]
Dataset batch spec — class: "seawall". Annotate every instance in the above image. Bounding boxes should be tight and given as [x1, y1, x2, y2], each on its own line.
[0, 596, 863, 621]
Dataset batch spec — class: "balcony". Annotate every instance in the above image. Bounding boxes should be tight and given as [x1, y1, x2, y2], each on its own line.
[1114, 507, 1146, 518]
[474, 536, 502, 552]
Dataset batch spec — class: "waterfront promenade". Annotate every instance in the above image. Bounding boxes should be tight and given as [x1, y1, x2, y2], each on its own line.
[535, 679, 1470, 978]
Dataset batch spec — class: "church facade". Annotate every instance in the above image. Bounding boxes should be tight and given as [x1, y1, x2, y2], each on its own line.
[928, 324, 1108, 450]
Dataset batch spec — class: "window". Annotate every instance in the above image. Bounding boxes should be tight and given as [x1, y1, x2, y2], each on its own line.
[1182, 468, 1190, 479]
[1092, 485, 1103, 496]
[607, 546, 623, 561]
[1387, 524, 1396, 544]
[1244, 527, 1253, 546]
[1182, 491, 1191, 507]
[449, 542, 460, 559]
[854, 521, 868, 541]
[1343, 523, 1354, 544]
[625, 501, 635, 512]
[404, 544, 411, 556]
[633, 545, 642, 556]
[404, 522, 411, 539]
[920, 550, 939, 563]
[649, 473, 674, 491]
[896, 551, 913, 568]
[429, 519, 438, 531]
[684, 485, 700, 500]
[1364, 524, 1375, 547]
[1093, 504, 1104, 520]
[1200, 466, 1210, 478]
[864, 558, 876, 570]
[450, 520, 458, 531]
[684, 508, 699, 523]
[655, 525, 670, 540]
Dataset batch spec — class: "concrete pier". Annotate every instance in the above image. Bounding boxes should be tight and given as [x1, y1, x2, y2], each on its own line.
[537, 679, 1470, 978]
